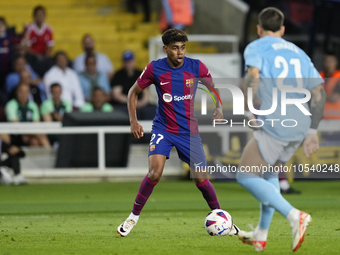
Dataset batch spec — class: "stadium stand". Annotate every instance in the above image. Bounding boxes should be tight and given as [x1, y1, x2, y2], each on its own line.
[0, 0, 159, 70]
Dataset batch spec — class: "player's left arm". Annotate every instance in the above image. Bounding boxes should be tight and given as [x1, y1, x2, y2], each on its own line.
[207, 82, 223, 121]
[303, 84, 326, 157]
[198, 61, 223, 121]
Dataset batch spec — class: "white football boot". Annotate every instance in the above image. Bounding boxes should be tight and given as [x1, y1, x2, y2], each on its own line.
[238, 226, 267, 252]
[229, 224, 240, 236]
[117, 218, 137, 237]
[291, 211, 311, 251]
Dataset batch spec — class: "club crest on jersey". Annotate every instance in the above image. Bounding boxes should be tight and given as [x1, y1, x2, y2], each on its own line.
[186, 79, 194, 88]
[150, 145, 156, 151]
[163, 93, 173, 102]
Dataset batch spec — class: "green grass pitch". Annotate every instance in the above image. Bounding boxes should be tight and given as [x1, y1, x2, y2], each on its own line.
[0, 180, 339, 255]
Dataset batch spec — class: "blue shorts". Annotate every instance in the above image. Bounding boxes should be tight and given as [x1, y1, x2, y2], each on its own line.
[148, 128, 207, 169]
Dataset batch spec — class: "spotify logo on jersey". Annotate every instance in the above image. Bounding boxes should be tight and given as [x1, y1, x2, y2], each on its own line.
[163, 93, 173, 102]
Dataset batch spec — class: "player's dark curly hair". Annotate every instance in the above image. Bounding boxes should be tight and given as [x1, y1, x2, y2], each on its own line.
[258, 7, 284, 32]
[162, 29, 188, 46]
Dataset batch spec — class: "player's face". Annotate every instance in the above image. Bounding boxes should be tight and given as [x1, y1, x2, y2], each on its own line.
[164, 42, 186, 67]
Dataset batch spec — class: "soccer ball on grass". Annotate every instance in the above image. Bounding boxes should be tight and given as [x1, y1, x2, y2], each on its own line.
[204, 209, 233, 236]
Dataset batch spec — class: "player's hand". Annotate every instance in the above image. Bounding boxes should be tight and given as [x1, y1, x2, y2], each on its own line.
[303, 134, 319, 158]
[212, 107, 223, 122]
[130, 121, 144, 139]
[246, 114, 261, 130]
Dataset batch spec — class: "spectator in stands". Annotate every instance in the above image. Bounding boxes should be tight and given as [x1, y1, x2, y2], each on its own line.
[41, 83, 72, 146]
[80, 88, 113, 112]
[0, 134, 27, 185]
[0, 17, 14, 105]
[23, 5, 54, 77]
[111, 50, 156, 119]
[160, 0, 194, 32]
[41, 83, 72, 122]
[78, 54, 110, 101]
[319, 52, 340, 119]
[5, 83, 50, 147]
[44, 51, 85, 109]
[73, 34, 114, 78]
[6, 56, 47, 105]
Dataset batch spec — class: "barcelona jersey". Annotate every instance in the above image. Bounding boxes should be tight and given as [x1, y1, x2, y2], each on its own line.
[137, 56, 212, 135]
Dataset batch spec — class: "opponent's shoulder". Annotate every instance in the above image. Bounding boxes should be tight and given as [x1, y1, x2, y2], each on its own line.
[244, 38, 263, 53]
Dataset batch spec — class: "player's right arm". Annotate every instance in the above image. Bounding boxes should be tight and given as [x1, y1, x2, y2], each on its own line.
[128, 62, 154, 139]
[303, 84, 326, 157]
[128, 82, 144, 139]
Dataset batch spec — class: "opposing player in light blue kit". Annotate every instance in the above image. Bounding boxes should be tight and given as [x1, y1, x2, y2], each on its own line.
[236, 7, 326, 251]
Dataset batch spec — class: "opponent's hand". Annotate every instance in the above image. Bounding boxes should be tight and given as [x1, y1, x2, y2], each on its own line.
[130, 121, 144, 139]
[303, 134, 319, 158]
[212, 107, 223, 122]
[246, 114, 261, 130]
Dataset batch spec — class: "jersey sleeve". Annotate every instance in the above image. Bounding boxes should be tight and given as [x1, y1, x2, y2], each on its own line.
[244, 41, 263, 71]
[137, 62, 154, 89]
[198, 61, 213, 84]
[306, 62, 324, 91]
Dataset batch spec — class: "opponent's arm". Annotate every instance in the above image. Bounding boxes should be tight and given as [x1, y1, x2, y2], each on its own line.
[128, 82, 144, 139]
[303, 84, 326, 157]
[243, 66, 260, 111]
[242, 66, 261, 129]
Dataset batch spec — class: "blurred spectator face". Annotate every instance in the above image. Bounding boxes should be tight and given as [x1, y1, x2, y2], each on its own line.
[14, 57, 27, 73]
[0, 20, 6, 35]
[86, 56, 97, 75]
[16, 84, 30, 105]
[20, 70, 31, 84]
[34, 9, 45, 25]
[324, 55, 338, 74]
[124, 59, 136, 73]
[56, 53, 68, 70]
[92, 89, 106, 110]
[51, 85, 62, 101]
[83, 36, 94, 52]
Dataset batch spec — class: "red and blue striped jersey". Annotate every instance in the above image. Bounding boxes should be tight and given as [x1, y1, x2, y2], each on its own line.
[137, 56, 212, 135]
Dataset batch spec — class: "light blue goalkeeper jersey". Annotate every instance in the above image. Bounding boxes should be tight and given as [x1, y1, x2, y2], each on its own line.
[244, 36, 323, 141]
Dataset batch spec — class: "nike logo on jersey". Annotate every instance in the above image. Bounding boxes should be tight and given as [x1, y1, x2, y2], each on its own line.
[160, 81, 169, 85]
[194, 162, 203, 167]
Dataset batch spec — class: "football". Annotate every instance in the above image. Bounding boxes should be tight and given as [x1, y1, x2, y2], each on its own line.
[204, 209, 233, 236]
